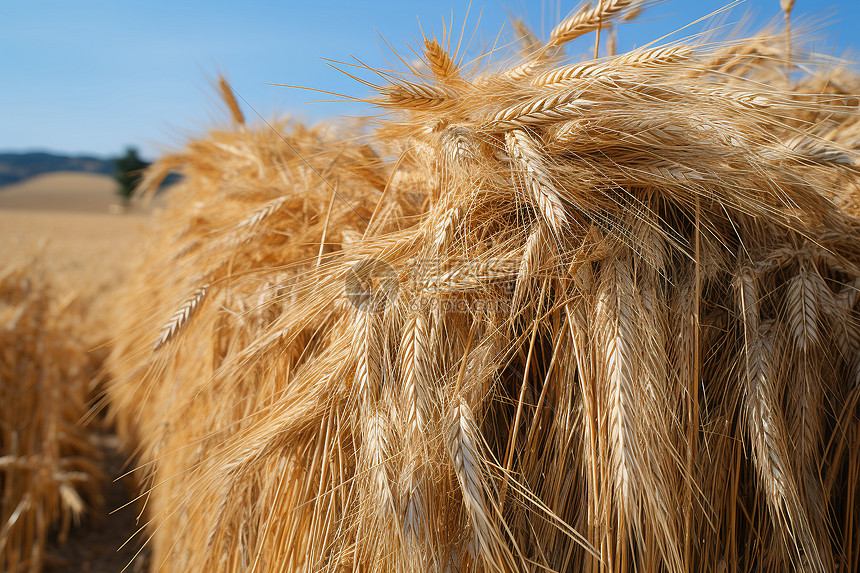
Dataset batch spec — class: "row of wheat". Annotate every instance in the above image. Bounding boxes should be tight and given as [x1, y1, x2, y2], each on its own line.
[0, 265, 104, 572]
[107, 2, 860, 572]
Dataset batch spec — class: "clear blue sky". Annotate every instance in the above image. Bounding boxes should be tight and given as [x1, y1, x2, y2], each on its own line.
[1, 1, 857, 160]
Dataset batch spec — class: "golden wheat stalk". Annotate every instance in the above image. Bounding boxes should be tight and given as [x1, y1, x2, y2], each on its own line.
[549, 0, 641, 48]
[424, 38, 460, 82]
[153, 285, 209, 350]
[532, 45, 694, 86]
[506, 129, 569, 231]
[737, 266, 824, 570]
[447, 398, 515, 569]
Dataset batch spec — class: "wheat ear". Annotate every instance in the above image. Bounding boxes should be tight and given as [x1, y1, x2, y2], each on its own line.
[352, 303, 382, 405]
[424, 38, 460, 81]
[218, 76, 245, 125]
[153, 286, 208, 350]
[441, 126, 478, 166]
[491, 94, 594, 128]
[512, 224, 545, 313]
[549, 0, 640, 48]
[506, 129, 569, 232]
[398, 311, 435, 563]
[785, 259, 831, 564]
[596, 255, 637, 528]
[432, 205, 461, 252]
[233, 196, 287, 236]
[446, 398, 511, 568]
[380, 82, 458, 110]
[357, 406, 398, 566]
[532, 45, 693, 86]
[737, 266, 823, 571]
[502, 58, 551, 81]
[363, 409, 396, 514]
[400, 312, 431, 439]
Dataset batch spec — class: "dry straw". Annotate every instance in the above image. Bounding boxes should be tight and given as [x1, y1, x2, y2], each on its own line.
[109, 2, 860, 571]
[0, 266, 104, 572]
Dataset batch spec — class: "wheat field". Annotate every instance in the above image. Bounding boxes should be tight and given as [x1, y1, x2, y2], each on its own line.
[4, 1, 860, 572]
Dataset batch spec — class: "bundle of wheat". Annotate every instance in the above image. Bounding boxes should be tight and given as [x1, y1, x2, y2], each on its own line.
[0, 265, 104, 572]
[106, 79, 431, 569]
[109, 5, 860, 572]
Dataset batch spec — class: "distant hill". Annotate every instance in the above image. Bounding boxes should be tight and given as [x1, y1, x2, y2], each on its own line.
[0, 172, 118, 212]
[0, 152, 115, 187]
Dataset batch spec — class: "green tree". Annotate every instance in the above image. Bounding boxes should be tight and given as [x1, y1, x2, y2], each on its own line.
[114, 147, 150, 205]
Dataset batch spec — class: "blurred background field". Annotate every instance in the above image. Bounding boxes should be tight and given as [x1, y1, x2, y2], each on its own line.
[0, 176, 151, 572]
[0, 174, 145, 281]
[0, 173, 119, 212]
[0, 171, 150, 341]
